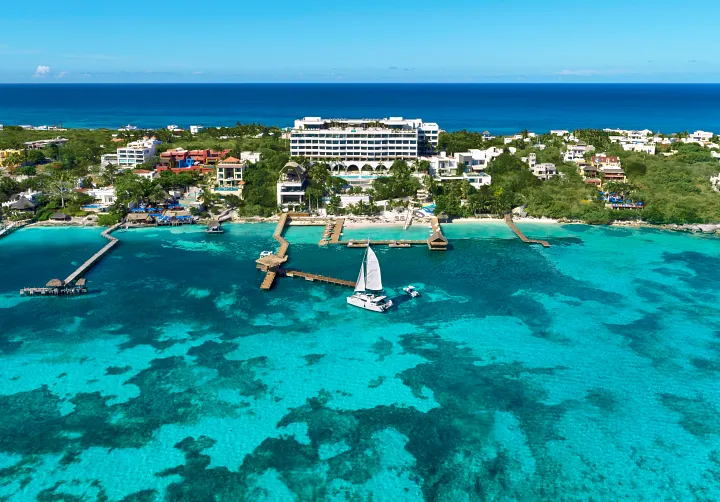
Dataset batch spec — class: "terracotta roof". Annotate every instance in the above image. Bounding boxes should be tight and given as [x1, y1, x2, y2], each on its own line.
[221, 157, 241, 163]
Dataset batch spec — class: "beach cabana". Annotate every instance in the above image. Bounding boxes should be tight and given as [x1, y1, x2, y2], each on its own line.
[126, 213, 153, 224]
[206, 219, 223, 234]
[437, 212, 450, 223]
[50, 211, 70, 221]
[427, 231, 448, 251]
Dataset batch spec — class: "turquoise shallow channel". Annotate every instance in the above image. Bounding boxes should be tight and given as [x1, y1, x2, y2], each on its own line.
[1, 221, 720, 501]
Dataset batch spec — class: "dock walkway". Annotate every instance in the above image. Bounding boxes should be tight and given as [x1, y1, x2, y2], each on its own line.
[260, 215, 290, 290]
[329, 218, 345, 244]
[64, 223, 122, 284]
[504, 214, 550, 247]
[0, 219, 31, 239]
[20, 222, 122, 297]
[283, 269, 355, 288]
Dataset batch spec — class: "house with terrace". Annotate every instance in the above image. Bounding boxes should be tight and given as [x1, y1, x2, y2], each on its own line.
[277, 162, 308, 210]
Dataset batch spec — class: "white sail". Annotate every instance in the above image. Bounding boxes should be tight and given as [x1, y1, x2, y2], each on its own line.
[365, 247, 383, 291]
[355, 263, 366, 292]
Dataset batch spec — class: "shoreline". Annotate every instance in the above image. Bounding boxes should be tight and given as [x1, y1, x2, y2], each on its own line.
[13, 215, 720, 236]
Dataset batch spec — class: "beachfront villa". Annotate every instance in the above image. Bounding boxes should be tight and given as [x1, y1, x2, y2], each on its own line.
[214, 157, 246, 198]
[117, 137, 161, 169]
[276, 162, 307, 210]
[289, 117, 440, 171]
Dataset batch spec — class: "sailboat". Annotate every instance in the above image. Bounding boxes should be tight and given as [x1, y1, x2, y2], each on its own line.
[347, 246, 393, 313]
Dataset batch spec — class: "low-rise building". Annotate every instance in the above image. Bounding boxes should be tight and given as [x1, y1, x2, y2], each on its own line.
[454, 148, 501, 171]
[100, 153, 119, 167]
[0, 149, 23, 167]
[277, 161, 307, 209]
[426, 152, 458, 177]
[523, 153, 557, 180]
[24, 137, 69, 150]
[564, 142, 594, 163]
[85, 187, 117, 204]
[435, 172, 492, 190]
[132, 169, 158, 180]
[591, 155, 621, 169]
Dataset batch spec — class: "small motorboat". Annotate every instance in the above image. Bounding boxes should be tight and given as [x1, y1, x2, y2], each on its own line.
[403, 285, 421, 298]
[259, 251, 274, 258]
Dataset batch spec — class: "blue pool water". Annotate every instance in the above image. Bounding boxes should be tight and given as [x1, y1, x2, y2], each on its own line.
[1, 222, 720, 500]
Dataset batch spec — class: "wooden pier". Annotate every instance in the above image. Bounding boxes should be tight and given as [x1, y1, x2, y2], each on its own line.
[20, 222, 122, 297]
[504, 214, 550, 247]
[0, 219, 32, 239]
[259, 215, 291, 290]
[346, 239, 427, 248]
[283, 269, 355, 288]
[329, 218, 345, 244]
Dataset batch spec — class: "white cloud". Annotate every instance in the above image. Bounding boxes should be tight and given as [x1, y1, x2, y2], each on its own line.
[34, 65, 51, 77]
[557, 69, 635, 77]
[192, 71, 203, 75]
[56, 71, 69, 79]
[557, 69, 600, 76]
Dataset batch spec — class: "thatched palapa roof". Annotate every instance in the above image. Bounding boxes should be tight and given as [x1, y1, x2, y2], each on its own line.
[428, 231, 448, 244]
[9, 197, 36, 210]
[50, 212, 70, 221]
[46, 279, 64, 288]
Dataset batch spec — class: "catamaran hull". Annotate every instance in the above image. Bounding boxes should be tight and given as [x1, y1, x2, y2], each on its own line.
[347, 295, 393, 313]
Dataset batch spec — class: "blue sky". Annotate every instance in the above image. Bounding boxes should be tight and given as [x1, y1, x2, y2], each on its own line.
[1, 0, 719, 83]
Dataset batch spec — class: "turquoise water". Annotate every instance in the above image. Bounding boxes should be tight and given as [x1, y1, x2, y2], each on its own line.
[1, 222, 720, 500]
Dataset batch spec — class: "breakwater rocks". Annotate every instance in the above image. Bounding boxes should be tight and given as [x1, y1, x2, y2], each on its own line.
[665, 223, 720, 234]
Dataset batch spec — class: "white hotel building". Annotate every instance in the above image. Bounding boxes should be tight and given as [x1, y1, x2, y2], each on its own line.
[117, 137, 161, 169]
[290, 117, 440, 170]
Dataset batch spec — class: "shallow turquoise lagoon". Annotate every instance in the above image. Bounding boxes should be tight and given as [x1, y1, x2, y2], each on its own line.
[1, 222, 719, 500]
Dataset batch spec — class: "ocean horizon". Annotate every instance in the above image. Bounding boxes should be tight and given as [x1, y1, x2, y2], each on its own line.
[1, 83, 720, 134]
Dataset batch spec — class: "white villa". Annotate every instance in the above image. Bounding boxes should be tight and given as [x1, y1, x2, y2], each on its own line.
[564, 142, 594, 163]
[117, 137, 161, 169]
[523, 153, 557, 181]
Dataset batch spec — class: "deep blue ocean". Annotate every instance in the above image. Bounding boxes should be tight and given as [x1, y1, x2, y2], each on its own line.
[1, 84, 720, 133]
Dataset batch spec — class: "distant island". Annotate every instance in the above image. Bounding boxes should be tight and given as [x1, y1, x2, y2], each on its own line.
[1, 118, 719, 229]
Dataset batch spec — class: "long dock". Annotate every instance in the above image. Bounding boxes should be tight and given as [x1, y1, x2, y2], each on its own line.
[64, 223, 122, 284]
[346, 239, 427, 248]
[283, 269, 355, 288]
[21, 222, 122, 297]
[504, 214, 550, 247]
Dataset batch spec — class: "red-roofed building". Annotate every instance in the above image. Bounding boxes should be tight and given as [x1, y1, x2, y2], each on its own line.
[591, 155, 621, 169]
[188, 149, 231, 166]
[159, 148, 190, 168]
[156, 166, 214, 176]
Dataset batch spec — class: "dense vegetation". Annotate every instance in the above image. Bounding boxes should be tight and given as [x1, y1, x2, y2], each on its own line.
[2, 125, 719, 225]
